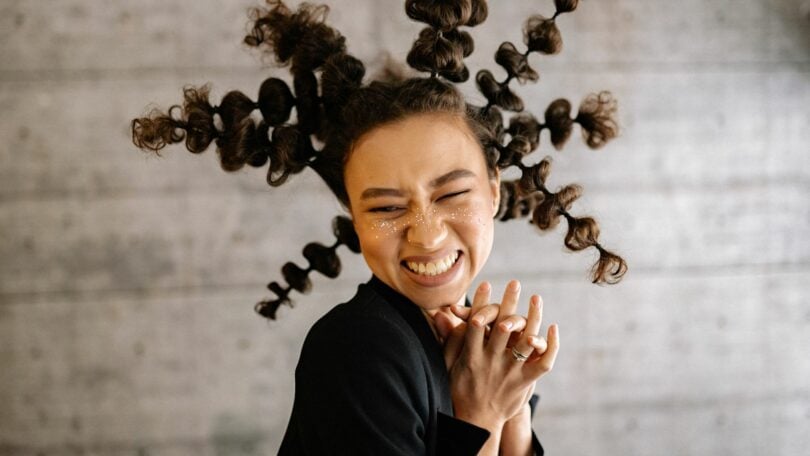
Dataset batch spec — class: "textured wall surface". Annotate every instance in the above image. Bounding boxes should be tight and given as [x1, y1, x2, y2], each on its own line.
[1, 0, 809, 454]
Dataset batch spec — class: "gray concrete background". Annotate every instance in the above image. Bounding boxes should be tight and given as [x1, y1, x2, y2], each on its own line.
[1, 0, 808, 454]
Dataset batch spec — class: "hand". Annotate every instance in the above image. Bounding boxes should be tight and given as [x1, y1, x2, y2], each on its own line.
[436, 285, 552, 379]
[447, 280, 559, 433]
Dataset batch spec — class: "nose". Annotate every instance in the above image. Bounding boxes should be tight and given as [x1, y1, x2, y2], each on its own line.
[406, 209, 447, 249]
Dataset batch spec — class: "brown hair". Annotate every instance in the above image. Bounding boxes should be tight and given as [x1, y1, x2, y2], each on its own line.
[131, 0, 626, 319]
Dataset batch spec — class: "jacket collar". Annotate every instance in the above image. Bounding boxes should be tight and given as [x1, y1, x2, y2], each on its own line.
[365, 275, 476, 416]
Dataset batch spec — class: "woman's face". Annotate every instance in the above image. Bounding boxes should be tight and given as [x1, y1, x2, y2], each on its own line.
[344, 113, 500, 311]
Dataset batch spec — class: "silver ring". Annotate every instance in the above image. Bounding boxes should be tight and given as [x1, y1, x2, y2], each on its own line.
[511, 346, 529, 362]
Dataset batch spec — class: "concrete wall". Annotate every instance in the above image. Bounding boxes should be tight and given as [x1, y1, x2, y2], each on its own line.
[1, 0, 808, 454]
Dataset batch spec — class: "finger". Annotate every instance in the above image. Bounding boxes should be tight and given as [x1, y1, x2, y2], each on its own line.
[443, 322, 467, 369]
[496, 280, 521, 324]
[462, 283, 491, 354]
[470, 304, 501, 328]
[472, 282, 490, 313]
[527, 324, 559, 379]
[433, 309, 461, 341]
[506, 330, 523, 348]
[464, 304, 500, 353]
[512, 295, 543, 356]
[525, 335, 548, 362]
[487, 314, 527, 354]
[527, 294, 543, 335]
[449, 305, 472, 321]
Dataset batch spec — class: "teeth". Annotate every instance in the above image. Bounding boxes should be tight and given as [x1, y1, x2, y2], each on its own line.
[406, 251, 459, 276]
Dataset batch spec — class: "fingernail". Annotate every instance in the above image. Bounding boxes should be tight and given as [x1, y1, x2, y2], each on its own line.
[502, 321, 512, 330]
[473, 316, 484, 326]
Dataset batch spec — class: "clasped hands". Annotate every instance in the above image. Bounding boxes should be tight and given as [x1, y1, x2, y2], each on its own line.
[432, 280, 559, 449]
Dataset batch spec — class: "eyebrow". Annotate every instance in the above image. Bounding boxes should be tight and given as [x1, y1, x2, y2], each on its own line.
[360, 168, 476, 200]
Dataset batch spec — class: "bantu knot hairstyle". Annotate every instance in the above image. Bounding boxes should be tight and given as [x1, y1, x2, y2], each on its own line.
[255, 216, 360, 319]
[132, 0, 627, 319]
[463, 0, 625, 284]
[404, 0, 487, 81]
[472, 0, 578, 113]
[132, 1, 349, 186]
[495, 157, 627, 284]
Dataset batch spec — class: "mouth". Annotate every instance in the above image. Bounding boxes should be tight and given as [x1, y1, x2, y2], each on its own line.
[400, 250, 463, 287]
[403, 250, 460, 276]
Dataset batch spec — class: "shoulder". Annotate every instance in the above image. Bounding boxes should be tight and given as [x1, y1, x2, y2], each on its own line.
[294, 283, 432, 413]
[303, 282, 417, 360]
[283, 284, 435, 453]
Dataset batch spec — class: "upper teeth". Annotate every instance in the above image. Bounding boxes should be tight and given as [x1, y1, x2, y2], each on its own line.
[406, 251, 459, 276]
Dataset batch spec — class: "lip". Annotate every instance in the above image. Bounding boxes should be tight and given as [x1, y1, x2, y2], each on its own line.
[400, 250, 463, 287]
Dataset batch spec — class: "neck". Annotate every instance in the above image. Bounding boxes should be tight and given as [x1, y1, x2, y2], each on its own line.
[420, 294, 466, 341]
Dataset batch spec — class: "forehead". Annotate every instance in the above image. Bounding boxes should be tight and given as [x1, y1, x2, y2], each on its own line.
[345, 113, 486, 186]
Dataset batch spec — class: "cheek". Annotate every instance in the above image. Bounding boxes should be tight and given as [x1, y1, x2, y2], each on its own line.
[362, 218, 406, 241]
[355, 218, 405, 266]
[447, 200, 494, 247]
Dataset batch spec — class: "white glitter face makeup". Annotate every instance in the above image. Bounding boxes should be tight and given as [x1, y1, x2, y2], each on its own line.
[344, 113, 500, 311]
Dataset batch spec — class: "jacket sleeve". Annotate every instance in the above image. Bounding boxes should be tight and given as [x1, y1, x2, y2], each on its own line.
[436, 412, 491, 455]
[280, 310, 490, 455]
[529, 394, 545, 455]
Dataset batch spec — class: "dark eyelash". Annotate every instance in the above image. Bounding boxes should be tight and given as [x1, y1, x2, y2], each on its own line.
[439, 190, 470, 201]
[369, 190, 469, 213]
[369, 206, 404, 213]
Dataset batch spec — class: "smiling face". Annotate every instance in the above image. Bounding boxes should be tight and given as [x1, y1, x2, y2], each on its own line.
[344, 113, 500, 311]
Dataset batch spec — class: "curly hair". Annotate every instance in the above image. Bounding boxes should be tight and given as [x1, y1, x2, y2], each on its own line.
[131, 0, 627, 319]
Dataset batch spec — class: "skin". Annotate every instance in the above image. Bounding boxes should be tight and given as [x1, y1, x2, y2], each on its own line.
[344, 112, 500, 312]
[344, 112, 559, 455]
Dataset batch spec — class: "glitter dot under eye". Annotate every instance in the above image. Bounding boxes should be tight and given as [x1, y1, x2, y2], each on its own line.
[368, 218, 405, 237]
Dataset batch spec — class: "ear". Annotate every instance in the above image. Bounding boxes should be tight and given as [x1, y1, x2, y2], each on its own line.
[489, 168, 501, 217]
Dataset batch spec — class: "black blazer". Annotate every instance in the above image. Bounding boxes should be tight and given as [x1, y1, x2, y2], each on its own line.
[279, 276, 544, 455]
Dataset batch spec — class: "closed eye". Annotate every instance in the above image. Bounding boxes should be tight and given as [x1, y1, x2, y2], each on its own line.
[438, 190, 470, 201]
[369, 206, 405, 213]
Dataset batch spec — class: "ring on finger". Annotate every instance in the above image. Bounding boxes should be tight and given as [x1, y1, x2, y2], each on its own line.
[511, 346, 530, 362]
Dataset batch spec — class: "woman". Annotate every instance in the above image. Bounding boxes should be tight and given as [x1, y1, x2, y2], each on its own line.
[131, 1, 626, 453]
[279, 95, 558, 454]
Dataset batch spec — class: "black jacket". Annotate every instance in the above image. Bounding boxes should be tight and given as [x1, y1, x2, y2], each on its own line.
[279, 276, 544, 455]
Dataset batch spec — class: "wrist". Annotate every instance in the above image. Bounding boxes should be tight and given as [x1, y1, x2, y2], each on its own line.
[501, 407, 533, 456]
[454, 411, 506, 435]
[503, 403, 532, 429]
